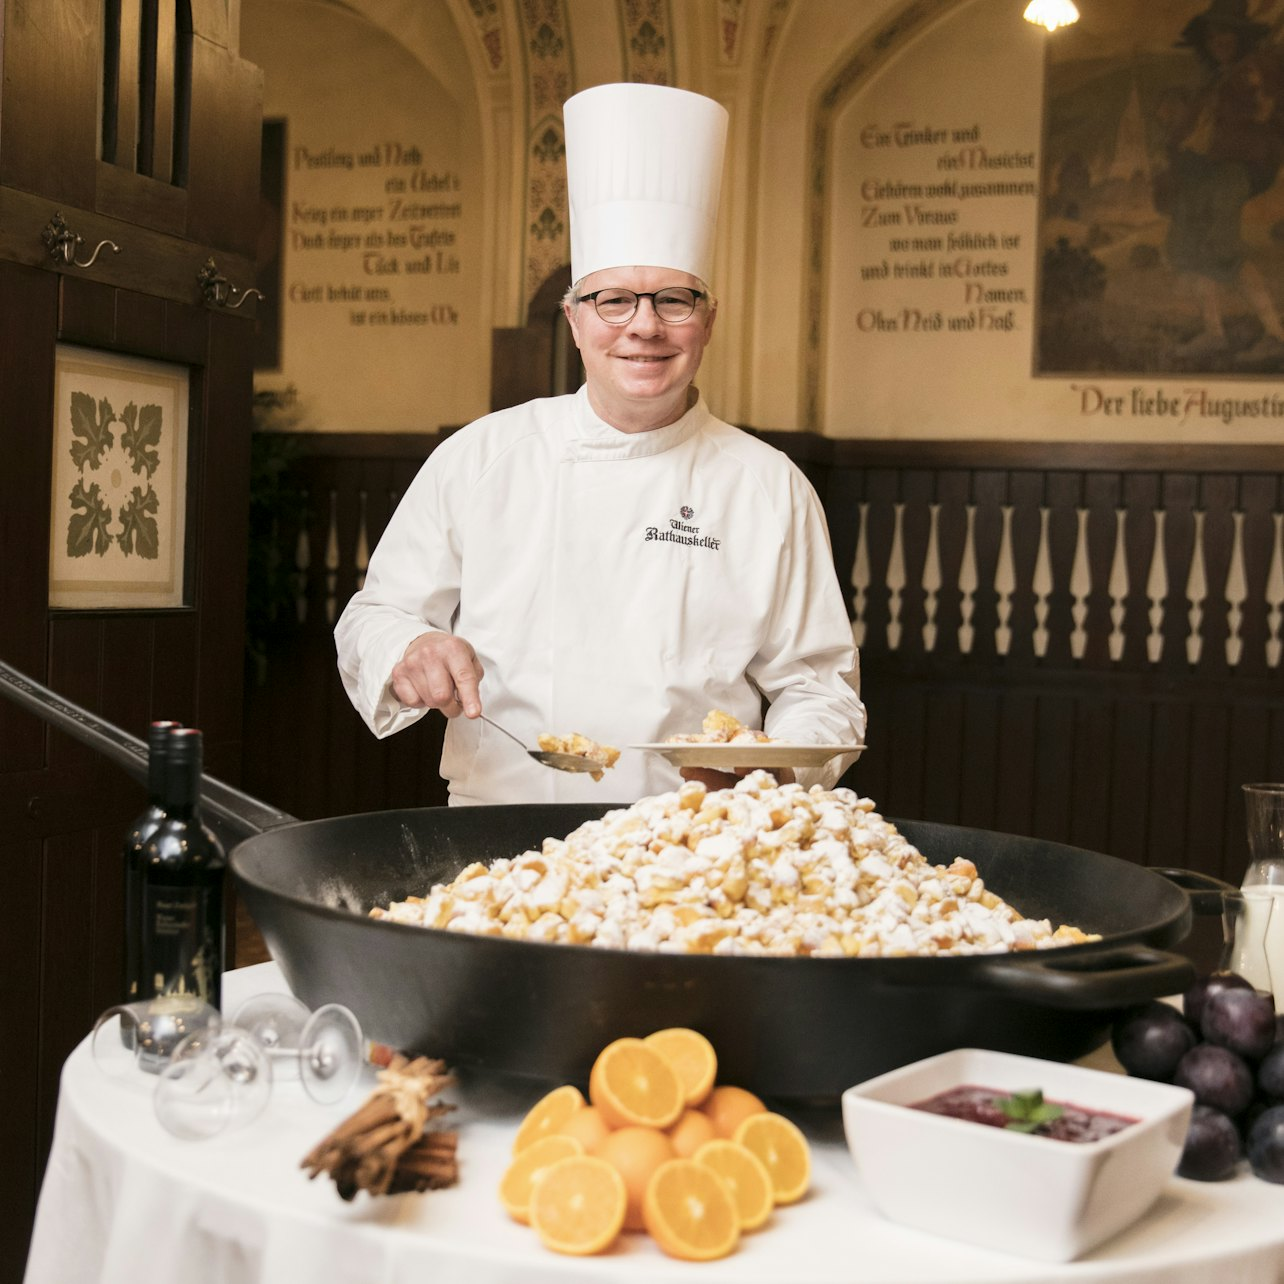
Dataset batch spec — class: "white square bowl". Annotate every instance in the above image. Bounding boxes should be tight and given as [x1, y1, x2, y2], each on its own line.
[841, 1047, 1193, 1262]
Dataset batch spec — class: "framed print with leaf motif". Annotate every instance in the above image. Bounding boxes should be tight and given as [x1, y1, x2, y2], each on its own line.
[48, 346, 190, 609]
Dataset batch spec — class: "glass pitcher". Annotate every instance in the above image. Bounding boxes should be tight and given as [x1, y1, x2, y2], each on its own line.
[1240, 783, 1284, 1013]
[1243, 783, 1284, 888]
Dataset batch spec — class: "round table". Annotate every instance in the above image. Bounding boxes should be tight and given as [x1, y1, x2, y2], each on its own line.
[22, 964, 1284, 1284]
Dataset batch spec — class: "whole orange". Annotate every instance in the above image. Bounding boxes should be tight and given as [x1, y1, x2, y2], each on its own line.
[700, 1085, 767, 1138]
[667, 1108, 717, 1157]
[558, 1105, 612, 1153]
[595, 1126, 676, 1231]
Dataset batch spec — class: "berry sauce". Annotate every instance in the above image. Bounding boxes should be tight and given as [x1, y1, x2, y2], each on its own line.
[911, 1085, 1139, 1143]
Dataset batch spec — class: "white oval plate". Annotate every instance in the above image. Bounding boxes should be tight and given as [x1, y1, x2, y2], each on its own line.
[630, 742, 866, 769]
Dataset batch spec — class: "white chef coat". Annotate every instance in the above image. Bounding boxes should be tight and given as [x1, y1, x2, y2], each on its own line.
[335, 386, 865, 804]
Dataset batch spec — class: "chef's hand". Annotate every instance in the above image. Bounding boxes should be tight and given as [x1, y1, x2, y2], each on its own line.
[391, 631, 484, 718]
[680, 767, 796, 789]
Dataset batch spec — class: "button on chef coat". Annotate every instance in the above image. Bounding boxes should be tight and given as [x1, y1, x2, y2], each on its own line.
[335, 386, 865, 805]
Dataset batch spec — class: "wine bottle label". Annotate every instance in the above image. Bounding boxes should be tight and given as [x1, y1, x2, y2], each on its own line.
[143, 883, 221, 1005]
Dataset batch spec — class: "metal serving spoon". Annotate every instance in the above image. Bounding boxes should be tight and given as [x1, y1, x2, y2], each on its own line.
[478, 714, 606, 774]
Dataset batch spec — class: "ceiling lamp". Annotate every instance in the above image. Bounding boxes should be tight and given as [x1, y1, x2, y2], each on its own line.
[1023, 0, 1080, 31]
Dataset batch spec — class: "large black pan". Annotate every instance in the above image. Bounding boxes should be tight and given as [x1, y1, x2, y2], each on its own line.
[0, 661, 1215, 1100]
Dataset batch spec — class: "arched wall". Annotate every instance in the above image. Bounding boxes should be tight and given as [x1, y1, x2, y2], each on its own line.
[242, 0, 1284, 443]
[775, 0, 1284, 443]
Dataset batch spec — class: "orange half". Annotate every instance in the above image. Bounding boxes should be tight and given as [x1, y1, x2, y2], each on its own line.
[643, 1027, 718, 1106]
[732, 1111, 811, 1205]
[528, 1154, 628, 1256]
[693, 1139, 774, 1230]
[513, 1083, 586, 1154]
[589, 1037, 684, 1130]
[643, 1157, 740, 1262]
[498, 1134, 584, 1224]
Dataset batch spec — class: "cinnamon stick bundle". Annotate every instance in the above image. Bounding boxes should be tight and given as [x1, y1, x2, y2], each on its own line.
[301, 1053, 459, 1201]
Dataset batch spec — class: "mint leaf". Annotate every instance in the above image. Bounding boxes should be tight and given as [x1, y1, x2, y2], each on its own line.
[118, 485, 160, 558]
[120, 401, 162, 478]
[995, 1088, 1064, 1133]
[68, 391, 115, 470]
[66, 479, 113, 556]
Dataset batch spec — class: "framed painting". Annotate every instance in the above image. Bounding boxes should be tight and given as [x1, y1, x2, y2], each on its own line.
[1038, 0, 1284, 377]
[48, 346, 190, 609]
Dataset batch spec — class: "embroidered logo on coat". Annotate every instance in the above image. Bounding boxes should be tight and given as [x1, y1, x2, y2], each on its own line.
[644, 507, 722, 551]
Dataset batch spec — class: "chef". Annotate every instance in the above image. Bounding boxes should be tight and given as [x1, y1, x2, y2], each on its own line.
[335, 82, 866, 804]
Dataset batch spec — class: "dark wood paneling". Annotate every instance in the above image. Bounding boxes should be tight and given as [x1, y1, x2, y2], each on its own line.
[1069, 696, 1114, 856]
[57, 271, 118, 344]
[197, 312, 252, 757]
[1188, 698, 1232, 880]
[0, 263, 56, 772]
[995, 691, 1038, 838]
[185, 38, 262, 253]
[111, 0, 143, 169]
[827, 438, 1284, 473]
[0, 0, 99, 204]
[0, 839, 42, 1284]
[1, 1, 262, 1270]
[920, 689, 964, 825]
[95, 162, 189, 237]
[1043, 471, 1082, 669]
[0, 186, 255, 311]
[958, 688, 1001, 829]
[239, 433, 1284, 894]
[115, 290, 172, 357]
[152, 0, 177, 185]
[1032, 692, 1075, 842]
[36, 829, 100, 1172]
[1240, 474, 1280, 680]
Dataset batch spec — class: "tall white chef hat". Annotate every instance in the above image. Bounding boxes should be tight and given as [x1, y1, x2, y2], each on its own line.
[563, 83, 729, 284]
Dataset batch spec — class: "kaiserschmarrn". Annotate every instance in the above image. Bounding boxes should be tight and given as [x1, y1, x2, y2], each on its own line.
[536, 732, 620, 780]
[665, 709, 771, 745]
[370, 772, 1098, 958]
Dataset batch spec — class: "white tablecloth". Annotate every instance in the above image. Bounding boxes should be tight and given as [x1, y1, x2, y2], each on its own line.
[23, 964, 1284, 1284]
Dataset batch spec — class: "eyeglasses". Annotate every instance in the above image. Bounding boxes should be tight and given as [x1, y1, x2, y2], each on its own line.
[575, 286, 707, 324]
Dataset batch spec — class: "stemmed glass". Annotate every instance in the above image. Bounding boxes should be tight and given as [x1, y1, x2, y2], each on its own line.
[153, 1024, 273, 1140]
[90, 995, 220, 1078]
[231, 992, 364, 1104]
[91, 990, 365, 1139]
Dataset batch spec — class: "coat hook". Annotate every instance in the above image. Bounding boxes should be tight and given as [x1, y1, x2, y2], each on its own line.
[198, 257, 265, 309]
[41, 212, 121, 269]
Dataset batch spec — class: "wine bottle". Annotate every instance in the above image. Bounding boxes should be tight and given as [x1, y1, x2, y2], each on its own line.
[123, 720, 182, 1001]
[136, 727, 227, 1009]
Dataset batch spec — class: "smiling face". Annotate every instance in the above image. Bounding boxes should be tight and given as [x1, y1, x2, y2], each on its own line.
[563, 265, 717, 433]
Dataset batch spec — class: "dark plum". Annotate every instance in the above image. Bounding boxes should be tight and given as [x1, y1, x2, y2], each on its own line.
[1111, 1002, 1197, 1081]
[1243, 1097, 1272, 1136]
[1259, 1044, 1284, 1102]
[1184, 972, 1254, 1030]
[1174, 1044, 1255, 1117]
[1178, 1105, 1242, 1181]
[1246, 1104, 1284, 1184]
[1201, 988, 1278, 1062]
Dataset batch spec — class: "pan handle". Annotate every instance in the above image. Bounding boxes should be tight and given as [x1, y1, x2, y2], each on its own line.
[1151, 867, 1240, 917]
[0, 658, 296, 841]
[966, 945, 1196, 1010]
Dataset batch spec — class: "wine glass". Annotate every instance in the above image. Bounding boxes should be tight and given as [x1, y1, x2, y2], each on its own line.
[90, 995, 220, 1078]
[231, 992, 364, 1104]
[231, 992, 311, 1067]
[153, 1025, 273, 1140]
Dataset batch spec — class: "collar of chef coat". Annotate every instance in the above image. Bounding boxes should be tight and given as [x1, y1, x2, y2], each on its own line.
[563, 383, 704, 461]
